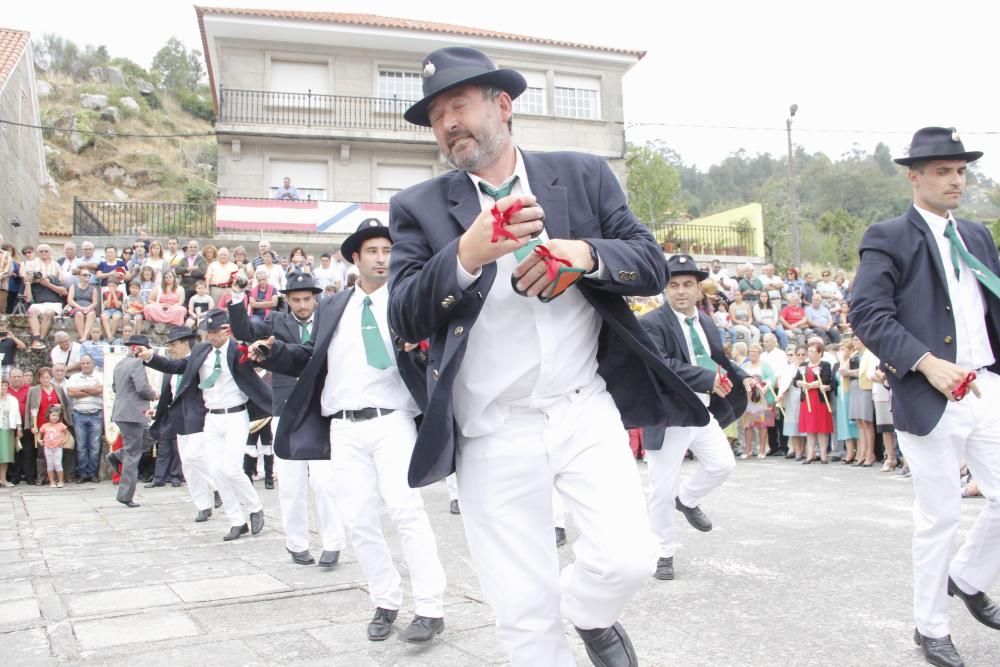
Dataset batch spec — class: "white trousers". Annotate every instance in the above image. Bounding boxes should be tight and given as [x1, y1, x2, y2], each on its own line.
[646, 417, 736, 558]
[177, 432, 215, 511]
[271, 417, 346, 553]
[445, 473, 459, 501]
[896, 370, 1000, 638]
[448, 474, 566, 529]
[331, 412, 446, 617]
[204, 411, 263, 527]
[457, 383, 657, 667]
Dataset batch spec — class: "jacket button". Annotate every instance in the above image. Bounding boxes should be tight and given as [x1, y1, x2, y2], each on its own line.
[629, 271, 637, 280]
[618, 270, 629, 280]
[432, 369, 439, 380]
[440, 295, 455, 309]
[944, 336, 953, 344]
[454, 326, 464, 336]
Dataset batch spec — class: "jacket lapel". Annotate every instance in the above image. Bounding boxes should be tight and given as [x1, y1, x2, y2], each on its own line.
[448, 173, 482, 232]
[905, 205, 949, 295]
[179, 345, 210, 397]
[667, 311, 692, 364]
[523, 153, 570, 240]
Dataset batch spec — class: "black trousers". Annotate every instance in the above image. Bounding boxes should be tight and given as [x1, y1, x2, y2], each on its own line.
[10, 432, 37, 483]
[152, 437, 184, 484]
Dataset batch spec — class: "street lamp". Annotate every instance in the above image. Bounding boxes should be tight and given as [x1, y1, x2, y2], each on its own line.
[786, 104, 800, 267]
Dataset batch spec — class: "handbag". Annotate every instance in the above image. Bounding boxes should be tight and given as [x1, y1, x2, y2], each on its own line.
[61, 430, 75, 450]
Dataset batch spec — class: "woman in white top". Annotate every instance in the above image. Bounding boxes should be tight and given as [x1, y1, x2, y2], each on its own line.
[752, 291, 787, 349]
[259, 250, 286, 291]
[142, 240, 169, 283]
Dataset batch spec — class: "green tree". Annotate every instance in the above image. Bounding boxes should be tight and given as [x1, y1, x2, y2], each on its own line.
[625, 142, 683, 226]
[34, 34, 110, 79]
[151, 37, 204, 91]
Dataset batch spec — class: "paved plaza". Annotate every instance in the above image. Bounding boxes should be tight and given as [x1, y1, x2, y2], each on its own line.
[1, 456, 998, 666]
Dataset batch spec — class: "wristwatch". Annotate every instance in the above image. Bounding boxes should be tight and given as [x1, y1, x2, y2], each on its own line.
[585, 241, 600, 274]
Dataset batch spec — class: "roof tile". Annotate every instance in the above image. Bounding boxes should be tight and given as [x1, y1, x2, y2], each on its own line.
[0, 28, 30, 90]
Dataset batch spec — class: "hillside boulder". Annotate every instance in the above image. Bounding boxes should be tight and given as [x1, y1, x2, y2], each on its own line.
[36, 80, 54, 98]
[79, 94, 108, 110]
[119, 96, 140, 114]
[135, 79, 155, 95]
[100, 106, 121, 124]
[89, 66, 126, 87]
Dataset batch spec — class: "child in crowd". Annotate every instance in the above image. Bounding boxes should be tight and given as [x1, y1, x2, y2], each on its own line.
[0, 379, 21, 487]
[123, 280, 145, 334]
[713, 302, 733, 344]
[186, 281, 214, 331]
[100, 272, 126, 339]
[38, 405, 68, 488]
[80, 325, 107, 369]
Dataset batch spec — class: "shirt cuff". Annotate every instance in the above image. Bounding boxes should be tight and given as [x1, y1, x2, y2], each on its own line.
[911, 352, 930, 373]
[456, 258, 482, 290]
[584, 249, 607, 280]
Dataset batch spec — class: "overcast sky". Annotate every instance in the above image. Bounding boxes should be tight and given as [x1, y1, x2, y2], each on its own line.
[11, 0, 1000, 178]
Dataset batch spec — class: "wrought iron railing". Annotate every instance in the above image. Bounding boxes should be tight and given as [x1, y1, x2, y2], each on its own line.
[218, 87, 431, 133]
[646, 222, 759, 257]
[73, 197, 216, 237]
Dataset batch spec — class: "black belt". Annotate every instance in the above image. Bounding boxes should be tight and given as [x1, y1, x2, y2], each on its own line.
[331, 407, 394, 422]
[207, 404, 246, 415]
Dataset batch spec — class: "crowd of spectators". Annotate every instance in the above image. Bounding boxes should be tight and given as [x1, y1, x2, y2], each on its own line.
[0, 234, 360, 487]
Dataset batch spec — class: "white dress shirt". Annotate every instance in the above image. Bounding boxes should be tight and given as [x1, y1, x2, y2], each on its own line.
[450, 148, 605, 438]
[672, 308, 711, 407]
[321, 284, 418, 415]
[915, 205, 994, 371]
[199, 338, 247, 410]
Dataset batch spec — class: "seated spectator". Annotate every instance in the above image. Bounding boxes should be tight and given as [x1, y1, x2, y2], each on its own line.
[175, 240, 207, 303]
[780, 292, 811, 345]
[205, 247, 239, 304]
[273, 176, 300, 200]
[100, 273, 126, 340]
[80, 325, 108, 369]
[50, 332, 82, 374]
[0, 316, 27, 380]
[259, 250, 286, 291]
[164, 238, 183, 267]
[753, 290, 787, 349]
[815, 269, 843, 307]
[143, 240, 169, 283]
[728, 289, 759, 344]
[74, 241, 100, 277]
[24, 244, 68, 349]
[834, 302, 852, 336]
[123, 280, 146, 335]
[112, 322, 135, 347]
[288, 246, 311, 273]
[712, 302, 733, 344]
[56, 241, 78, 293]
[137, 266, 157, 306]
[143, 271, 187, 326]
[95, 246, 127, 286]
[252, 240, 272, 268]
[759, 263, 785, 305]
[125, 242, 146, 281]
[737, 263, 763, 304]
[67, 269, 100, 341]
[186, 281, 214, 330]
[232, 245, 250, 275]
[781, 267, 805, 303]
[804, 293, 841, 344]
[247, 269, 278, 321]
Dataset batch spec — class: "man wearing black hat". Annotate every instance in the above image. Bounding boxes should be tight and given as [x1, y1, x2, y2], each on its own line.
[249, 220, 447, 644]
[228, 271, 346, 567]
[107, 335, 158, 508]
[852, 127, 1000, 667]
[387, 46, 706, 666]
[137, 310, 271, 541]
[148, 325, 221, 522]
[641, 255, 753, 581]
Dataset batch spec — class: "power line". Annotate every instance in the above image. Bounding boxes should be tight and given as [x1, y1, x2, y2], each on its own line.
[625, 121, 1000, 136]
[0, 118, 215, 138]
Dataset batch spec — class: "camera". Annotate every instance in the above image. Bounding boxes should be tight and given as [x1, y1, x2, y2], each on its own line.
[234, 274, 248, 289]
[32, 271, 44, 282]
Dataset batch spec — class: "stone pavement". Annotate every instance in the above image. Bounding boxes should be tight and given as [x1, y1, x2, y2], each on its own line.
[1, 457, 998, 666]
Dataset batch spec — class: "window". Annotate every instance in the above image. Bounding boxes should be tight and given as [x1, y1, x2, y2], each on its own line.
[512, 71, 546, 115]
[376, 164, 433, 203]
[377, 70, 422, 102]
[554, 74, 601, 119]
[269, 60, 329, 95]
[268, 159, 328, 200]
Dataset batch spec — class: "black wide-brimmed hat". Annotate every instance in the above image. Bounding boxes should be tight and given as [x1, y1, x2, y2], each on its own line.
[667, 254, 709, 281]
[165, 325, 196, 343]
[341, 218, 391, 265]
[201, 308, 229, 332]
[123, 334, 152, 348]
[404, 47, 527, 127]
[894, 126, 984, 166]
[281, 271, 322, 294]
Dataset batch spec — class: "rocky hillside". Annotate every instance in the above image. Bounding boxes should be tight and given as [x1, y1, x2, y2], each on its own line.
[37, 66, 216, 235]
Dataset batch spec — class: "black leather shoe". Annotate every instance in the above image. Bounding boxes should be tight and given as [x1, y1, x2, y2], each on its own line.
[214, 491, 223, 508]
[575, 622, 638, 667]
[654, 556, 674, 581]
[555, 527, 567, 547]
[195, 509, 212, 522]
[75, 477, 86, 484]
[117, 499, 140, 508]
[144, 482, 164, 488]
[675, 497, 712, 532]
[367, 607, 398, 641]
[286, 547, 315, 565]
[106, 452, 122, 470]
[170, 481, 182, 488]
[948, 577, 1000, 630]
[449, 499, 460, 515]
[249, 509, 264, 535]
[223, 524, 249, 541]
[398, 615, 444, 643]
[264, 478, 274, 490]
[914, 628, 965, 667]
[317, 550, 340, 568]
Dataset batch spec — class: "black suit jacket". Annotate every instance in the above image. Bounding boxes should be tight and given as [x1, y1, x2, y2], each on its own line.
[640, 305, 749, 445]
[149, 371, 178, 441]
[145, 340, 273, 425]
[851, 206, 1000, 435]
[388, 150, 708, 488]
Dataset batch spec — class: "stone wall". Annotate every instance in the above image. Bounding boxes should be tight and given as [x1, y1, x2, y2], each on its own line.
[0, 47, 44, 250]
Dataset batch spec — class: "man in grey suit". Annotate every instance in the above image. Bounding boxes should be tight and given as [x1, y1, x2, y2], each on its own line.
[107, 334, 158, 507]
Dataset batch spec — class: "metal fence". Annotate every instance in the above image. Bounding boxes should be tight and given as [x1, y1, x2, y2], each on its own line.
[73, 198, 216, 238]
[646, 222, 759, 257]
[218, 87, 431, 133]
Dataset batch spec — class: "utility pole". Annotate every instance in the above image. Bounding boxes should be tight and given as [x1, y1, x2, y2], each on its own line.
[786, 104, 800, 266]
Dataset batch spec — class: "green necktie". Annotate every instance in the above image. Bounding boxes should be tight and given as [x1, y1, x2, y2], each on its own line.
[299, 320, 311, 343]
[478, 175, 519, 200]
[944, 222, 1000, 298]
[198, 349, 222, 389]
[361, 296, 392, 370]
[173, 373, 182, 395]
[685, 316, 718, 372]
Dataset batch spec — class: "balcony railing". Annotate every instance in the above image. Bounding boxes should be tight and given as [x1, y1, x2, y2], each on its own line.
[218, 87, 431, 133]
[73, 197, 216, 238]
[646, 222, 760, 257]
